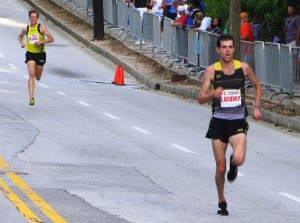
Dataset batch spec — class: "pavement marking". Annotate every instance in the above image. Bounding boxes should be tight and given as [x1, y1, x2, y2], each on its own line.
[0, 178, 42, 223]
[0, 64, 18, 72]
[22, 75, 28, 79]
[0, 52, 4, 58]
[6, 172, 68, 223]
[39, 83, 49, 88]
[279, 192, 300, 204]
[0, 156, 9, 169]
[0, 156, 67, 223]
[104, 113, 120, 120]
[77, 101, 92, 107]
[9, 63, 17, 70]
[56, 91, 66, 96]
[133, 127, 151, 134]
[172, 144, 196, 154]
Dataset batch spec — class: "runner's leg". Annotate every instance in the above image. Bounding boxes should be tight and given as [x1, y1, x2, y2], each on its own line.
[212, 139, 228, 202]
[229, 133, 247, 166]
[27, 60, 36, 99]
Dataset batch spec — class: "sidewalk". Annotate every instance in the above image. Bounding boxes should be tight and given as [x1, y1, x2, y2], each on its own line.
[25, 0, 300, 132]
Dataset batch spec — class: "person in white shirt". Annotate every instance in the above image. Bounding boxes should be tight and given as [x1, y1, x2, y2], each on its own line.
[150, 0, 163, 17]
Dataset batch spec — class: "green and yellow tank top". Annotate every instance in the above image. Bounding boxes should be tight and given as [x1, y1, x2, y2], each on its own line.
[26, 24, 45, 53]
[211, 60, 247, 120]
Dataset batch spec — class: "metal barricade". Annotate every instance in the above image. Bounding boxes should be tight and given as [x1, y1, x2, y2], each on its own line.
[199, 31, 210, 69]
[187, 28, 198, 67]
[104, 0, 118, 28]
[160, 17, 174, 62]
[254, 41, 266, 84]
[240, 41, 255, 71]
[208, 32, 219, 65]
[173, 27, 188, 59]
[292, 47, 300, 92]
[265, 43, 281, 88]
[117, 1, 130, 36]
[142, 13, 153, 42]
[280, 45, 293, 94]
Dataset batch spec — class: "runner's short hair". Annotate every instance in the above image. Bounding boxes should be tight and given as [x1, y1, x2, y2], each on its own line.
[217, 34, 235, 48]
[28, 9, 39, 18]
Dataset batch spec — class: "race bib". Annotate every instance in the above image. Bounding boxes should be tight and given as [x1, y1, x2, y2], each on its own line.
[220, 89, 241, 108]
[28, 34, 39, 44]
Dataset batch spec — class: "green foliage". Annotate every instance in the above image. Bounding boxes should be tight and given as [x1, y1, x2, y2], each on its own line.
[202, 0, 300, 42]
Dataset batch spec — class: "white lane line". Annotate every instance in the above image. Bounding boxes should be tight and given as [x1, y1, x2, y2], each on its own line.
[22, 75, 28, 79]
[104, 113, 119, 120]
[279, 192, 300, 204]
[56, 91, 66, 96]
[0, 52, 4, 58]
[39, 83, 49, 88]
[77, 101, 92, 107]
[8, 64, 17, 70]
[133, 127, 151, 135]
[172, 144, 196, 154]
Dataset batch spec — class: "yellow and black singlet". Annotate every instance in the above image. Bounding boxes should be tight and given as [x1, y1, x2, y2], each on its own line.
[26, 23, 45, 53]
[211, 60, 247, 120]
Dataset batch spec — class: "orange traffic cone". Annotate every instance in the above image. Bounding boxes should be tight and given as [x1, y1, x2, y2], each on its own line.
[112, 64, 120, 84]
[117, 66, 125, 85]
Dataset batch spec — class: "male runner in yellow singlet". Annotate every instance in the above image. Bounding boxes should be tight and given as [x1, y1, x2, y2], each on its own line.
[18, 9, 54, 105]
[198, 34, 262, 216]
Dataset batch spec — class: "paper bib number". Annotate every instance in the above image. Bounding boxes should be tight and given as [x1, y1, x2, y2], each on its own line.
[220, 89, 241, 108]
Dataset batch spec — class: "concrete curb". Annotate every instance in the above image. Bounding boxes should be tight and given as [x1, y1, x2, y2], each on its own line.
[25, 0, 300, 132]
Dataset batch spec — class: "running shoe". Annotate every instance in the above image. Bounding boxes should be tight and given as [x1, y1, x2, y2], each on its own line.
[29, 98, 35, 106]
[227, 155, 238, 181]
[217, 201, 229, 216]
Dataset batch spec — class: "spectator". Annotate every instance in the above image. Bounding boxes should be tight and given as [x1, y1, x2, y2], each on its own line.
[150, 0, 163, 17]
[135, 0, 148, 17]
[250, 16, 262, 41]
[240, 12, 254, 42]
[177, 0, 188, 18]
[191, 10, 203, 29]
[209, 17, 223, 35]
[161, 0, 178, 30]
[193, 11, 211, 31]
[189, 0, 206, 12]
[170, 5, 187, 27]
[199, 12, 211, 31]
[283, 4, 300, 46]
[186, 1, 198, 27]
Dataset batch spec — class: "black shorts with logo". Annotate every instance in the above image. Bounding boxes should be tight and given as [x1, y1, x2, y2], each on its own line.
[25, 51, 46, 66]
[205, 117, 249, 143]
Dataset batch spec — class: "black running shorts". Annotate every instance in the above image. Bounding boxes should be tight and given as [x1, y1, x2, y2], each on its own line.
[205, 117, 249, 143]
[25, 51, 46, 66]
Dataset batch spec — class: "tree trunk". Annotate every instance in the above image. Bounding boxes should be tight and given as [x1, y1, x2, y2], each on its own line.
[228, 0, 241, 59]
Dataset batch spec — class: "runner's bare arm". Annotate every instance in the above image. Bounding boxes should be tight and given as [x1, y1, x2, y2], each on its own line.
[198, 65, 223, 104]
[242, 62, 262, 120]
[18, 27, 27, 48]
[36, 25, 54, 45]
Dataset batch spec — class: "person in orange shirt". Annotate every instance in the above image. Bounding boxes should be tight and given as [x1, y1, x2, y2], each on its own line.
[240, 12, 254, 42]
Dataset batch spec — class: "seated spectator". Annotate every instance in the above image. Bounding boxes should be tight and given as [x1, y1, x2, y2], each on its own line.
[209, 17, 222, 35]
[150, 0, 163, 17]
[170, 5, 188, 27]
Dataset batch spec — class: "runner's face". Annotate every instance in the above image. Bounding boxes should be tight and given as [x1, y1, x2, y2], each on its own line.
[29, 13, 38, 25]
[217, 40, 234, 62]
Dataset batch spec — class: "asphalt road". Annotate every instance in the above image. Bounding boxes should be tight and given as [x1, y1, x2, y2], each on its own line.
[0, 0, 300, 222]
